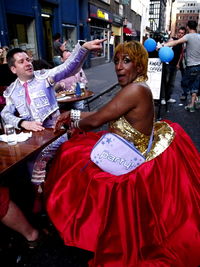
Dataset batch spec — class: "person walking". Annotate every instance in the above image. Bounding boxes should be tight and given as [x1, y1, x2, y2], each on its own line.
[164, 20, 200, 112]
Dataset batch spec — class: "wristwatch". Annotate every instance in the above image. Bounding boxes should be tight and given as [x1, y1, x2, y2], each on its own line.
[79, 40, 86, 46]
[18, 119, 25, 129]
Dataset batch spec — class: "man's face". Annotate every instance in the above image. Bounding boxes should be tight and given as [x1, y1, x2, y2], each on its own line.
[10, 52, 34, 81]
[178, 30, 185, 39]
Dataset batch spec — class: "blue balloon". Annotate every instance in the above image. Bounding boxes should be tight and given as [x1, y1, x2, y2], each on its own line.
[144, 38, 157, 52]
[158, 47, 174, 62]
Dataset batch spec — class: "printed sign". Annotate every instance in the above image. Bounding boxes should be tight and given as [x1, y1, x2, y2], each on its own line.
[146, 58, 162, 100]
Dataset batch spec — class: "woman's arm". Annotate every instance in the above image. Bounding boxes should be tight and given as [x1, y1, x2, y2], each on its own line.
[54, 83, 152, 133]
[78, 83, 151, 131]
[54, 111, 95, 132]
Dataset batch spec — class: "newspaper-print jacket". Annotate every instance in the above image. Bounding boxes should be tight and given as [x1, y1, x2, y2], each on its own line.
[1, 44, 88, 129]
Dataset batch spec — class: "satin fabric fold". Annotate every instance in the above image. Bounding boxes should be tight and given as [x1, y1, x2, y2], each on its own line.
[45, 121, 200, 267]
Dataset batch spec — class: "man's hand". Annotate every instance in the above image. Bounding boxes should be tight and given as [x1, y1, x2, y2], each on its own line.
[54, 111, 71, 132]
[156, 42, 164, 50]
[21, 121, 45, 131]
[82, 39, 107, 51]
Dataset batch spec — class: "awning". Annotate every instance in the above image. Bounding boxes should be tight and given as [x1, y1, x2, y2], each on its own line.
[123, 27, 137, 36]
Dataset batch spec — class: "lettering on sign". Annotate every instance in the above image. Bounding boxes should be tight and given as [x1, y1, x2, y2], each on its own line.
[99, 150, 138, 169]
[97, 9, 109, 20]
[146, 58, 162, 100]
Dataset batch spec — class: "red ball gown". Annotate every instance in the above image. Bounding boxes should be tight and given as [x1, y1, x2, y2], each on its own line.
[45, 119, 200, 267]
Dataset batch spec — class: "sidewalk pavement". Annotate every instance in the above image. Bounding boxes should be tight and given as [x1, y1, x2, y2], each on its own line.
[157, 70, 200, 151]
[84, 62, 118, 101]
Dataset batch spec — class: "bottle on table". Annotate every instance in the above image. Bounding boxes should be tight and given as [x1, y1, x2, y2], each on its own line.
[75, 82, 81, 97]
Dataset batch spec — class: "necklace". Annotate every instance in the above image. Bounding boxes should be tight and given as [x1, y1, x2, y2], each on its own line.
[134, 76, 147, 83]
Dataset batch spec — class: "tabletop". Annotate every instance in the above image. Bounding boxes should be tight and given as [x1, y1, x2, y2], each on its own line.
[0, 128, 65, 177]
[57, 90, 94, 103]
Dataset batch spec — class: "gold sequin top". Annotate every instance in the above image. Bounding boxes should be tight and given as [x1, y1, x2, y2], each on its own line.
[109, 116, 175, 161]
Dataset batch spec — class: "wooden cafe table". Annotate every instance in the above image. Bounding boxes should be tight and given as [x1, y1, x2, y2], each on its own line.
[57, 90, 94, 111]
[0, 128, 65, 177]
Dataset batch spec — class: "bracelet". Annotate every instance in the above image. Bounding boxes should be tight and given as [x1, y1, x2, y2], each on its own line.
[74, 120, 80, 129]
[70, 109, 81, 121]
[70, 120, 81, 129]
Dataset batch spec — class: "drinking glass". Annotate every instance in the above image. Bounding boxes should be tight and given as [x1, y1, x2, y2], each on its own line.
[4, 124, 17, 145]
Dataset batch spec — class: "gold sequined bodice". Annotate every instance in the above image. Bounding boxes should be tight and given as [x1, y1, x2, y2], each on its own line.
[109, 116, 175, 161]
[109, 116, 150, 154]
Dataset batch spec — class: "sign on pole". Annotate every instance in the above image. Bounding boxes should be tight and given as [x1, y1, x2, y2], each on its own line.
[146, 58, 162, 100]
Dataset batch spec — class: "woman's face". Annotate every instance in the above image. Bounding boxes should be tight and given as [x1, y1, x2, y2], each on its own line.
[114, 52, 138, 87]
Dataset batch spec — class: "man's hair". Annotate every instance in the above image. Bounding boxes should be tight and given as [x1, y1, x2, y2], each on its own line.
[53, 33, 61, 41]
[114, 41, 148, 81]
[6, 48, 26, 68]
[187, 20, 197, 30]
[178, 26, 186, 33]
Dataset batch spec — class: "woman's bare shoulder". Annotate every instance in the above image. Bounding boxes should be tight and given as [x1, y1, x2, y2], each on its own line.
[122, 82, 152, 98]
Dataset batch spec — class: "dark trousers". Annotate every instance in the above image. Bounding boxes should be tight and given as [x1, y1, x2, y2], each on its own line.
[161, 64, 177, 100]
[181, 65, 200, 96]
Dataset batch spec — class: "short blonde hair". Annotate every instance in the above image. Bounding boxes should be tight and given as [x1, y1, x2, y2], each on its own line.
[114, 41, 148, 81]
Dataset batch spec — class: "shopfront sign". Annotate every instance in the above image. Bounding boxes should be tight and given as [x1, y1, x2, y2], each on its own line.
[89, 4, 113, 23]
[97, 9, 109, 20]
[113, 14, 123, 25]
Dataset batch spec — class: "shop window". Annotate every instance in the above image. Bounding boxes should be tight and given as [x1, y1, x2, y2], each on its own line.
[16, 24, 27, 43]
[62, 25, 77, 52]
[7, 14, 37, 59]
[90, 27, 105, 58]
[7, 14, 29, 45]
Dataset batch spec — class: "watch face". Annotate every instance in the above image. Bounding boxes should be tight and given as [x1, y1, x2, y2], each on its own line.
[79, 40, 86, 46]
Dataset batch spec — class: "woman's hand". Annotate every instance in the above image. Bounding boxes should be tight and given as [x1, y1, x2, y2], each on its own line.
[54, 111, 71, 132]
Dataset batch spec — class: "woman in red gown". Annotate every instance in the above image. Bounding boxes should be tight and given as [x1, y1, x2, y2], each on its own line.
[45, 41, 200, 267]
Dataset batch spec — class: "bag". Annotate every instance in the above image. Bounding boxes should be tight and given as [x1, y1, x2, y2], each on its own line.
[90, 131, 153, 176]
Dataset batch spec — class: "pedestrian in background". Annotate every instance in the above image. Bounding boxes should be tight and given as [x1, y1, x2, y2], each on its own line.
[55, 50, 88, 110]
[52, 33, 67, 66]
[109, 31, 115, 61]
[164, 20, 200, 112]
[160, 26, 186, 105]
[0, 46, 9, 64]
